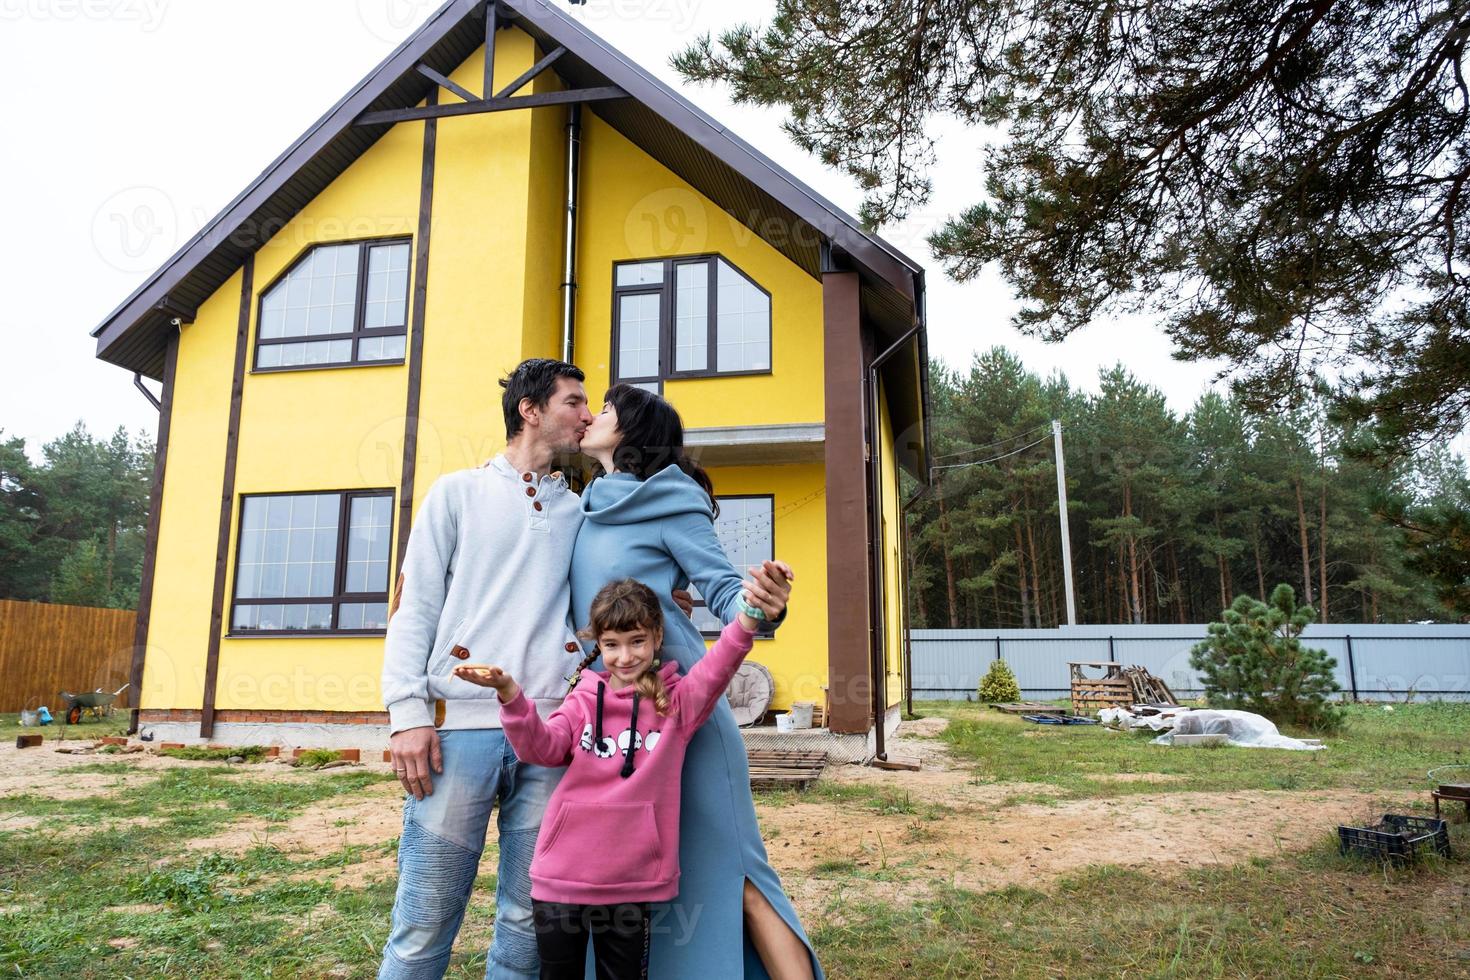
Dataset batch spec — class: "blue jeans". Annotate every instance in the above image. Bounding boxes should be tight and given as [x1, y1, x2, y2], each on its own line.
[378, 728, 563, 980]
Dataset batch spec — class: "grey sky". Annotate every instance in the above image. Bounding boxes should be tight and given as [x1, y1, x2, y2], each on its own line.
[0, 0, 1236, 458]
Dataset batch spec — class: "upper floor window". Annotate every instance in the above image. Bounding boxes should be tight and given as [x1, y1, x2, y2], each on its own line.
[612, 255, 771, 391]
[230, 490, 393, 635]
[690, 494, 776, 638]
[254, 238, 411, 371]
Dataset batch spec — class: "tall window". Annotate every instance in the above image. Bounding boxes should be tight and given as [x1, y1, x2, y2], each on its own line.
[690, 495, 776, 637]
[254, 238, 411, 370]
[230, 490, 393, 634]
[612, 255, 771, 391]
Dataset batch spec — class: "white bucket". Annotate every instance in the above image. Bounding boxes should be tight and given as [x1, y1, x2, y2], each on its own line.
[774, 712, 793, 733]
[789, 701, 815, 730]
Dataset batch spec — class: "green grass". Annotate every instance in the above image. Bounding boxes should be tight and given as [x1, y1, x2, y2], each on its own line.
[812, 834, 1470, 978]
[160, 744, 272, 763]
[0, 765, 394, 841]
[918, 699, 1470, 804]
[756, 779, 953, 819]
[2, 702, 1468, 976]
[0, 710, 129, 743]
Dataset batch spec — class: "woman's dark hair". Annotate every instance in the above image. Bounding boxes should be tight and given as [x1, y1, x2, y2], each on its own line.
[600, 384, 718, 517]
[499, 358, 585, 440]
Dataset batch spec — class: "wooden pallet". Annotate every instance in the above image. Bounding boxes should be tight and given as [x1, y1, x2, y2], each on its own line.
[748, 748, 828, 791]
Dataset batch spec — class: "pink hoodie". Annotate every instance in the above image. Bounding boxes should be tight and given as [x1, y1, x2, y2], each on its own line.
[497, 618, 756, 905]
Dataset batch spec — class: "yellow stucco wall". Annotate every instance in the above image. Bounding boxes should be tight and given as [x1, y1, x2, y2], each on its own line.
[570, 113, 825, 423]
[140, 271, 241, 711]
[879, 381, 905, 710]
[138, 27, 914, 723]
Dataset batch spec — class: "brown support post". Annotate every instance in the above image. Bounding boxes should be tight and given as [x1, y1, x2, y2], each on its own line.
[127, 332, 179, 734]
[396, 89, 438, 570]
[200, 255, 254, 740]
[823, 270, 871, 734]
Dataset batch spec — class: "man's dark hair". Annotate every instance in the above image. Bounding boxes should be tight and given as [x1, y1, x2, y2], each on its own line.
[500, 359, 585, 440]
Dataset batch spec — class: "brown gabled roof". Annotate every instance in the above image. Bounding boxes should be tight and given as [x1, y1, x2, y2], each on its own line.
[92, 0, 928, 469]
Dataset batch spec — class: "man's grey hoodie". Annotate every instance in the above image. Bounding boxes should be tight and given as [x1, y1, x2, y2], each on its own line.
[381, 455, 585, 734]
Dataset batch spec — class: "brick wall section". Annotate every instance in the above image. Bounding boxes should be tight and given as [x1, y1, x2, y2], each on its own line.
[138, 709, 389, 725]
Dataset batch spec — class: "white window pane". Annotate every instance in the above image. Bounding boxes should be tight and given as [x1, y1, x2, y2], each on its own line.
[690, 605, 721, 632]
[675, 262, 708, 372]
[329, 340, 353, 363]
[617, 293, 661, 379]
[380, 335, 406, 360]
[616, 262, 663, 287]
[715, 259, 770, 373]
[359, 336, 382, 360]
[306, 305, 332, 336]
[259, 307, 285, 340]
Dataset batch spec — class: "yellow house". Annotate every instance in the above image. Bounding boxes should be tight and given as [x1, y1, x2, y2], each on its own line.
[92, 0, 929, 754]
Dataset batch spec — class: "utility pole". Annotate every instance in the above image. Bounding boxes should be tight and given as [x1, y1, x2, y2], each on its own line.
[1053, 420, 1078, 625]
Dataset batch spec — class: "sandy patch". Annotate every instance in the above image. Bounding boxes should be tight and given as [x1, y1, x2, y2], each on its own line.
[1086, 772, 1188, 784]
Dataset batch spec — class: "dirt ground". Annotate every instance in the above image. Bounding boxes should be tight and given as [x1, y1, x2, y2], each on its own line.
[0, 718, 1395, 920]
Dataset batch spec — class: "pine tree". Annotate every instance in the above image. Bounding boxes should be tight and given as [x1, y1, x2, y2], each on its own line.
[1190, 584, 1344, 731]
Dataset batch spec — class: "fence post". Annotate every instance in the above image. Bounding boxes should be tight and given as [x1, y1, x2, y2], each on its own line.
[995, 637, 1002, 662]
[1345, 634, 1359, 702]
[1107, 635, 1116, 663]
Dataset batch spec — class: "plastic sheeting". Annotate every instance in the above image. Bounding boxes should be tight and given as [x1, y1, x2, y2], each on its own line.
[1149, 709, 1325, 751]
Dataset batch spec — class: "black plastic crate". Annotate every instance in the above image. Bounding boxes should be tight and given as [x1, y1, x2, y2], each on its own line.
[1338, 814, 1452, 864]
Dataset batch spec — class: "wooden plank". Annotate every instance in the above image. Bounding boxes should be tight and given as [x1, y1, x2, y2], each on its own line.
[355, 87, 629, 126]
[0, 600, 135, 713]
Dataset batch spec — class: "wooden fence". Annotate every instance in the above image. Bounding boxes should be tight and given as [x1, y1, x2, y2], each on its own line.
[0, 600, 136, 713]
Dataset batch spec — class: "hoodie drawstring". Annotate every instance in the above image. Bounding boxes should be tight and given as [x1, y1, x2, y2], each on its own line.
[621, 692, 641, 779]
[594, 681, 606, 749]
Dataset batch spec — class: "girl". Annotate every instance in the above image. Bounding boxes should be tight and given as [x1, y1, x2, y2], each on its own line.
[572, 384, 820, 979]
[452, 570, 791, 980]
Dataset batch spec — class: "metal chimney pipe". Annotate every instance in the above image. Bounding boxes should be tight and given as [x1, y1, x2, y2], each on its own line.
[560, 103, 582, 363]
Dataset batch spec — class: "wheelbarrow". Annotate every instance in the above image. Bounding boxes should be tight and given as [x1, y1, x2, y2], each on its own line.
[58, 684, 129, 725]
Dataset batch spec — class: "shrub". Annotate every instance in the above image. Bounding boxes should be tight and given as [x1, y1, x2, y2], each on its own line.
[1190, 584, 1344, 731]
[978, 659, 1022, 703]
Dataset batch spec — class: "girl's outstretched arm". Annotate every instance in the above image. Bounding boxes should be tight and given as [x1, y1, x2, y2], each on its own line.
[456, 665, 581, 767]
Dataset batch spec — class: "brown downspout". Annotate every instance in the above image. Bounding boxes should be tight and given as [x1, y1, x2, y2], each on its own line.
[866, 322, 921, 762]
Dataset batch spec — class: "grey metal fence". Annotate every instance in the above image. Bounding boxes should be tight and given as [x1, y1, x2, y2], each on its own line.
[911, 624, 1470, 702]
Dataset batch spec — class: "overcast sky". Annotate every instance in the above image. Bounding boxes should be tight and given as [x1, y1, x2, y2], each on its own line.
[0, 0, 1240, 459]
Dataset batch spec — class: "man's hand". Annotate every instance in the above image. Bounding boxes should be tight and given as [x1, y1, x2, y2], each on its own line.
[672, 588, 694, 618]
[388, 725, 442, 801]
[453, 664, 521, 703]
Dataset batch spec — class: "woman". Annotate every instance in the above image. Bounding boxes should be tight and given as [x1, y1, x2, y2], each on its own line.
[570, 383, 821, 980]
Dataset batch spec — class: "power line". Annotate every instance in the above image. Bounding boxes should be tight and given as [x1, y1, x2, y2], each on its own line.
[932, 422, 1053, 461]
[930, 436, 1050, 473]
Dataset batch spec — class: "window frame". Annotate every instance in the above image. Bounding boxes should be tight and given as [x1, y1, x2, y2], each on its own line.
[691, 493, 777, 640]
[610, 254, 773, 387]
[251, 236, 412, 374]
[227, 488, 395, 638]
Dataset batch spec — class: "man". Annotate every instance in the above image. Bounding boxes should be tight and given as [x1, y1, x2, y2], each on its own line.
[378, 358, 594, 979]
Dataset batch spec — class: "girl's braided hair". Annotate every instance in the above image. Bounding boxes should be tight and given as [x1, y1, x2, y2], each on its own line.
[570, 579, 673, 716]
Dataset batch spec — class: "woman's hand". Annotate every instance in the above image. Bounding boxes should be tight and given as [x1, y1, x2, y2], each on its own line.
[452, 664, 521, 703]
[741, 560, 793, 623]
